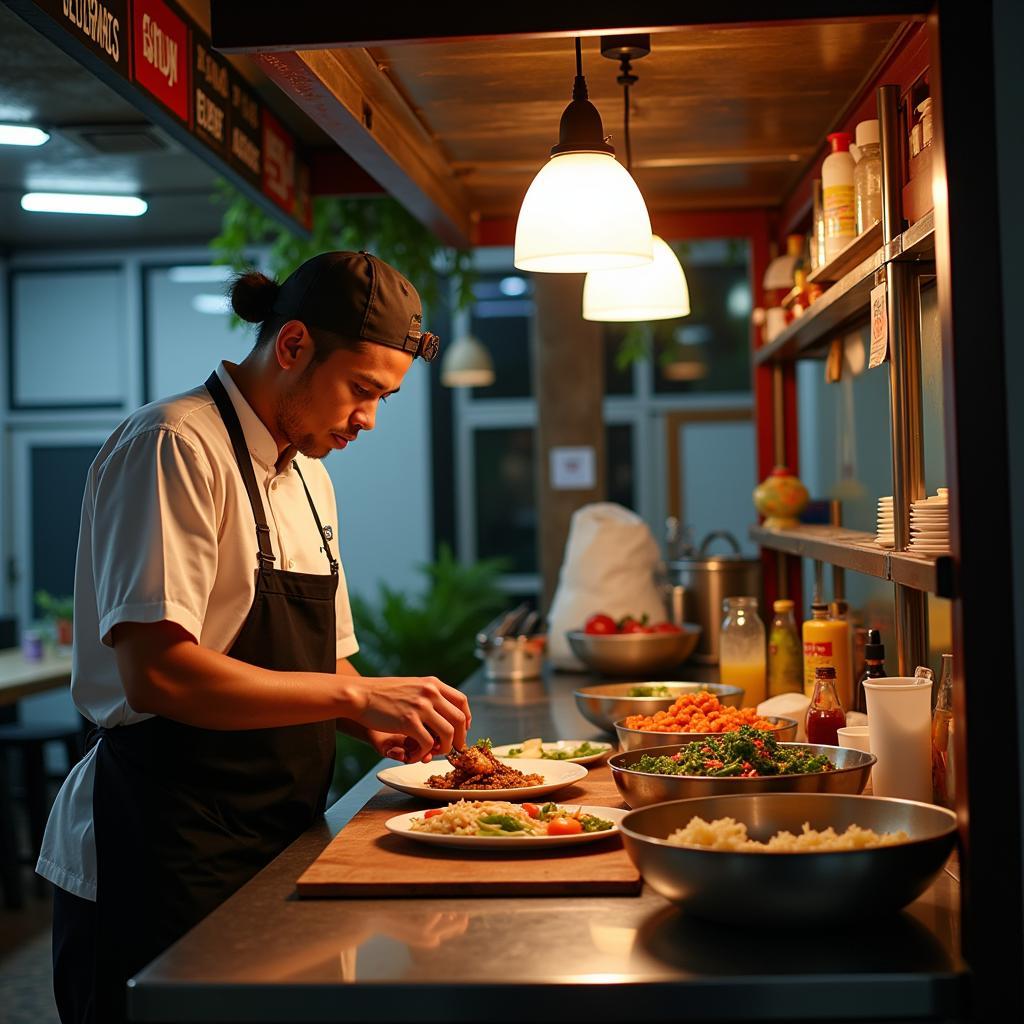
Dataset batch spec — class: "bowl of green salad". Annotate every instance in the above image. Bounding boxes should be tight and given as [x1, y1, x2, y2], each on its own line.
[609, 727, 876, 807]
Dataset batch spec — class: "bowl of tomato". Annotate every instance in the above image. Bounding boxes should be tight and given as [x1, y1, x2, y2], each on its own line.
[567, 616, 702, 677]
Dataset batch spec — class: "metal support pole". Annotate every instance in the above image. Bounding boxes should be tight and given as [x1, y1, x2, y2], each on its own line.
[829, 500, 846, 601]
[879, 84, 928, 673]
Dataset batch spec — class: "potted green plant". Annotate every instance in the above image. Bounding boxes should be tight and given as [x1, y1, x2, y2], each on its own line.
[35, 590, 74, 647]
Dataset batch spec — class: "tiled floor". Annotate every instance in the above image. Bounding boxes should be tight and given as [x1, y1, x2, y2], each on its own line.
[0, 868, 59, 1024]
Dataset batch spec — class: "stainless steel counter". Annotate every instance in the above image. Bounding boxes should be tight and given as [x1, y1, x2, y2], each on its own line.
[128, 666, 969, 1022]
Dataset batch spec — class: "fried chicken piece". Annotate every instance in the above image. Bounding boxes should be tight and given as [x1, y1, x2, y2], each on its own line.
[446, 744, 496, 778]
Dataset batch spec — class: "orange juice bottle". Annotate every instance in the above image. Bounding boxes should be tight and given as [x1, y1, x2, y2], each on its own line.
[802, 602, 852, 703]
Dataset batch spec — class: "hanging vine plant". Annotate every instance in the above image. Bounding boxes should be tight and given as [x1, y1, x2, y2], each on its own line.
[209, 180, 476, 313]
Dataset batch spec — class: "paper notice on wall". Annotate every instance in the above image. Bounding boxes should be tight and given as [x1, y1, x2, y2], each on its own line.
[869, 281, 889, 368]
[550, 447, 596, 490]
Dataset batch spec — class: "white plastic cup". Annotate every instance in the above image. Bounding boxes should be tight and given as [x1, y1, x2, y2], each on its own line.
[863, 676, 933, 802]
[836, 725, 871, 754]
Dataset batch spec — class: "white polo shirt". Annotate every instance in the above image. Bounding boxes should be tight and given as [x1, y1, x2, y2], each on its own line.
[37, 362, 358, 900]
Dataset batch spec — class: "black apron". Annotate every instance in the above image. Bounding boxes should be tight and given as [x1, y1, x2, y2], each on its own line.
[91, 372, 339, 1022]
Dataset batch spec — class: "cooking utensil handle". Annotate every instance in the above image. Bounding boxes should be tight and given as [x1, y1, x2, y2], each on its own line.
[697, 530, 742, 556]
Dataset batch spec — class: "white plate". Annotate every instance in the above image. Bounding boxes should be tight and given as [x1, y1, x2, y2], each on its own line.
[491, 740, 613, 766]
[384, 804, 627, 849]
[377, 757, 588, 802]
[909, 544, 951, 552]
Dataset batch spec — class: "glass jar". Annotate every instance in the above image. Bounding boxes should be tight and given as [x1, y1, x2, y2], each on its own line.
[719, 596, 767, 706]
[854, 141, 882, 235]
[767, 599, 802, 696]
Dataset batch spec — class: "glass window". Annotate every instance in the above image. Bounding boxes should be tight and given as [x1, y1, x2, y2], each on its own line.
[607, 423, 635, 510]
[469, 273, 534, 399]
[144, 265, 253, 401]
[474, 427, 537, 573]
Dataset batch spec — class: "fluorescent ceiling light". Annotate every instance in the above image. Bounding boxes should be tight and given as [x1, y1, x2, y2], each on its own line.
[0, 124, 49, 146]
[21, 192, 148, 217]
[192, 294, 231, 315]
[169, 265, 234, 284]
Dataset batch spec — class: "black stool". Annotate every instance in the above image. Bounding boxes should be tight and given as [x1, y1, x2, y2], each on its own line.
[0, 723, 82, 907]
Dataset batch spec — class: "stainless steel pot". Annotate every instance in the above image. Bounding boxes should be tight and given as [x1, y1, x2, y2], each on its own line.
[667, 531, 761, 664]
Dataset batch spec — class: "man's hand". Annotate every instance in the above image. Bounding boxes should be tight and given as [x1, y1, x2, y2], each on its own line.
[365, 730, 431, 763]
[352, 677, 471, 763]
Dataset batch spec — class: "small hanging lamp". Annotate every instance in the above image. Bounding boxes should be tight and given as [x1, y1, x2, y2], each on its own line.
[440, 334, 495, 388]
[583, 36, 690, 322]
[514, 38, 653, 274]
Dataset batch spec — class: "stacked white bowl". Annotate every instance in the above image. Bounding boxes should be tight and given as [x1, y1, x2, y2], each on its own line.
[876, 496, 894, 548]
[909, 488, 950, 553]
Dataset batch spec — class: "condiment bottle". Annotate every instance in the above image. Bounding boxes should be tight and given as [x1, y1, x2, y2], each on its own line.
[854, 628, 886, 714]
[822, 132, 856, 261]
[719, 597, 767, 706]
[802, 602, 850, 699]
[852, 119, 882, 234]
[828, 599, 855, 712]
[931, 654, 955, 808]
[767, 599, 803, 696]
[805, 666, 846, 746]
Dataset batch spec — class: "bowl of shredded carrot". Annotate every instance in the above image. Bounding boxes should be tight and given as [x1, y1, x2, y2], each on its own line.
[615, 691, 798, 751]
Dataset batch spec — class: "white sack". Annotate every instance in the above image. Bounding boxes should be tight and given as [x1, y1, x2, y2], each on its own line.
[547, 503, 666, 670]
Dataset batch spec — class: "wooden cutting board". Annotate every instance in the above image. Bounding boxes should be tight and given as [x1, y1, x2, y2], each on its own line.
[296, 765, 641, 898]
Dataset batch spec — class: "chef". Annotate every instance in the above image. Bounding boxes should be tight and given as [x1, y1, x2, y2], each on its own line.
[38, 251, 471, 1024]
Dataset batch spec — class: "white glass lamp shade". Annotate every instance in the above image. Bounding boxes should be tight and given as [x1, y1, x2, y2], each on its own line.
[514, 152, 653, 273]
[440, 335, 495, 388]
[762, 253, 798, 290]
[582, 235, 691, 321]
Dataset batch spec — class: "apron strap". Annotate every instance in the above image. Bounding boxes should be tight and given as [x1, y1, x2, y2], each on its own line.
[205, 372, 276, 571]
[294, 464, 339, 575]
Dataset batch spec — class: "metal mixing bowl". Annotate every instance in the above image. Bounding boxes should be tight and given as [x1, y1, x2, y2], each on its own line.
[573, 681, 743, 733]
[567, 625, 701, 676]
[610, 742, 874, 806]
[615, 717, 799, 752]
[620, 792, 957, 923]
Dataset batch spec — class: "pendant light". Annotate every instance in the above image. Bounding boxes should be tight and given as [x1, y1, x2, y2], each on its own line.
[514, 38, 653, 273]
[440, 334, 495, 388]
[582, 37, 691, 322]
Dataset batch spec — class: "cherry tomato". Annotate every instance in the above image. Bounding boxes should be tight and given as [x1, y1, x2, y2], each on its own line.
[523, 803, 540, 819]
[619, 619, 647, 634]
[547, 816, 584, 836]
[584, 614, 618, 635]
[653, 622, 683, 634]
[423, 808, 443, 818]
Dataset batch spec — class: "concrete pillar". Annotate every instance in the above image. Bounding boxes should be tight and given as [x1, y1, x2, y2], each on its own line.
[530, 273, 606, 612]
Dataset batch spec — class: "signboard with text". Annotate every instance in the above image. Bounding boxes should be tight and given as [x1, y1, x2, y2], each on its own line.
[21, 0, 314, 236]
[131, 0, 190, 125]
[32, 0, 130, 77]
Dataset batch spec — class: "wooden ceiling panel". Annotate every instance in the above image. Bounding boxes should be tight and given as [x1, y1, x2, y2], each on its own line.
[371, 20, 904, 218]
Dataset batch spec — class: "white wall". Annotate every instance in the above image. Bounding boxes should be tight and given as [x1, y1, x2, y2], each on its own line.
[324, 357, 433, 601]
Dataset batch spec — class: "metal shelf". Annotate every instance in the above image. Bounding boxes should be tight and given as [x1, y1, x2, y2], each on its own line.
[754, 212, 935, 367]
[750, 524, 955, 597]
[807, 221, 884, 285]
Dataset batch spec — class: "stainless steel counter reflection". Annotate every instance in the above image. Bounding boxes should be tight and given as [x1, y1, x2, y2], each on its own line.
[128, 666, 968, 1022]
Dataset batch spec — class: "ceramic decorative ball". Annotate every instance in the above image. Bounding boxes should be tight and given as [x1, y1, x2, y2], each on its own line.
[754, 466, 809, 528]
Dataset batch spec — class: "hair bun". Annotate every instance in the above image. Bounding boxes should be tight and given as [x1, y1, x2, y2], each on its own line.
[230, 270, 280, 323]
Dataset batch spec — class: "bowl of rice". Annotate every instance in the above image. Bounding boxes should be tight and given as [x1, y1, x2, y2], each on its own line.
[619, 792, 957, 923]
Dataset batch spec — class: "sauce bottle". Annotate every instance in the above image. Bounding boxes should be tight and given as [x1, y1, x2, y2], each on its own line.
[828, 599, 855, 712]
[805, 666, 847, 746]
[802, 602, 851, 701]
[823, 132, 856, 261]
[854, 629, 886, 714]
[768, 599, 803, 696]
